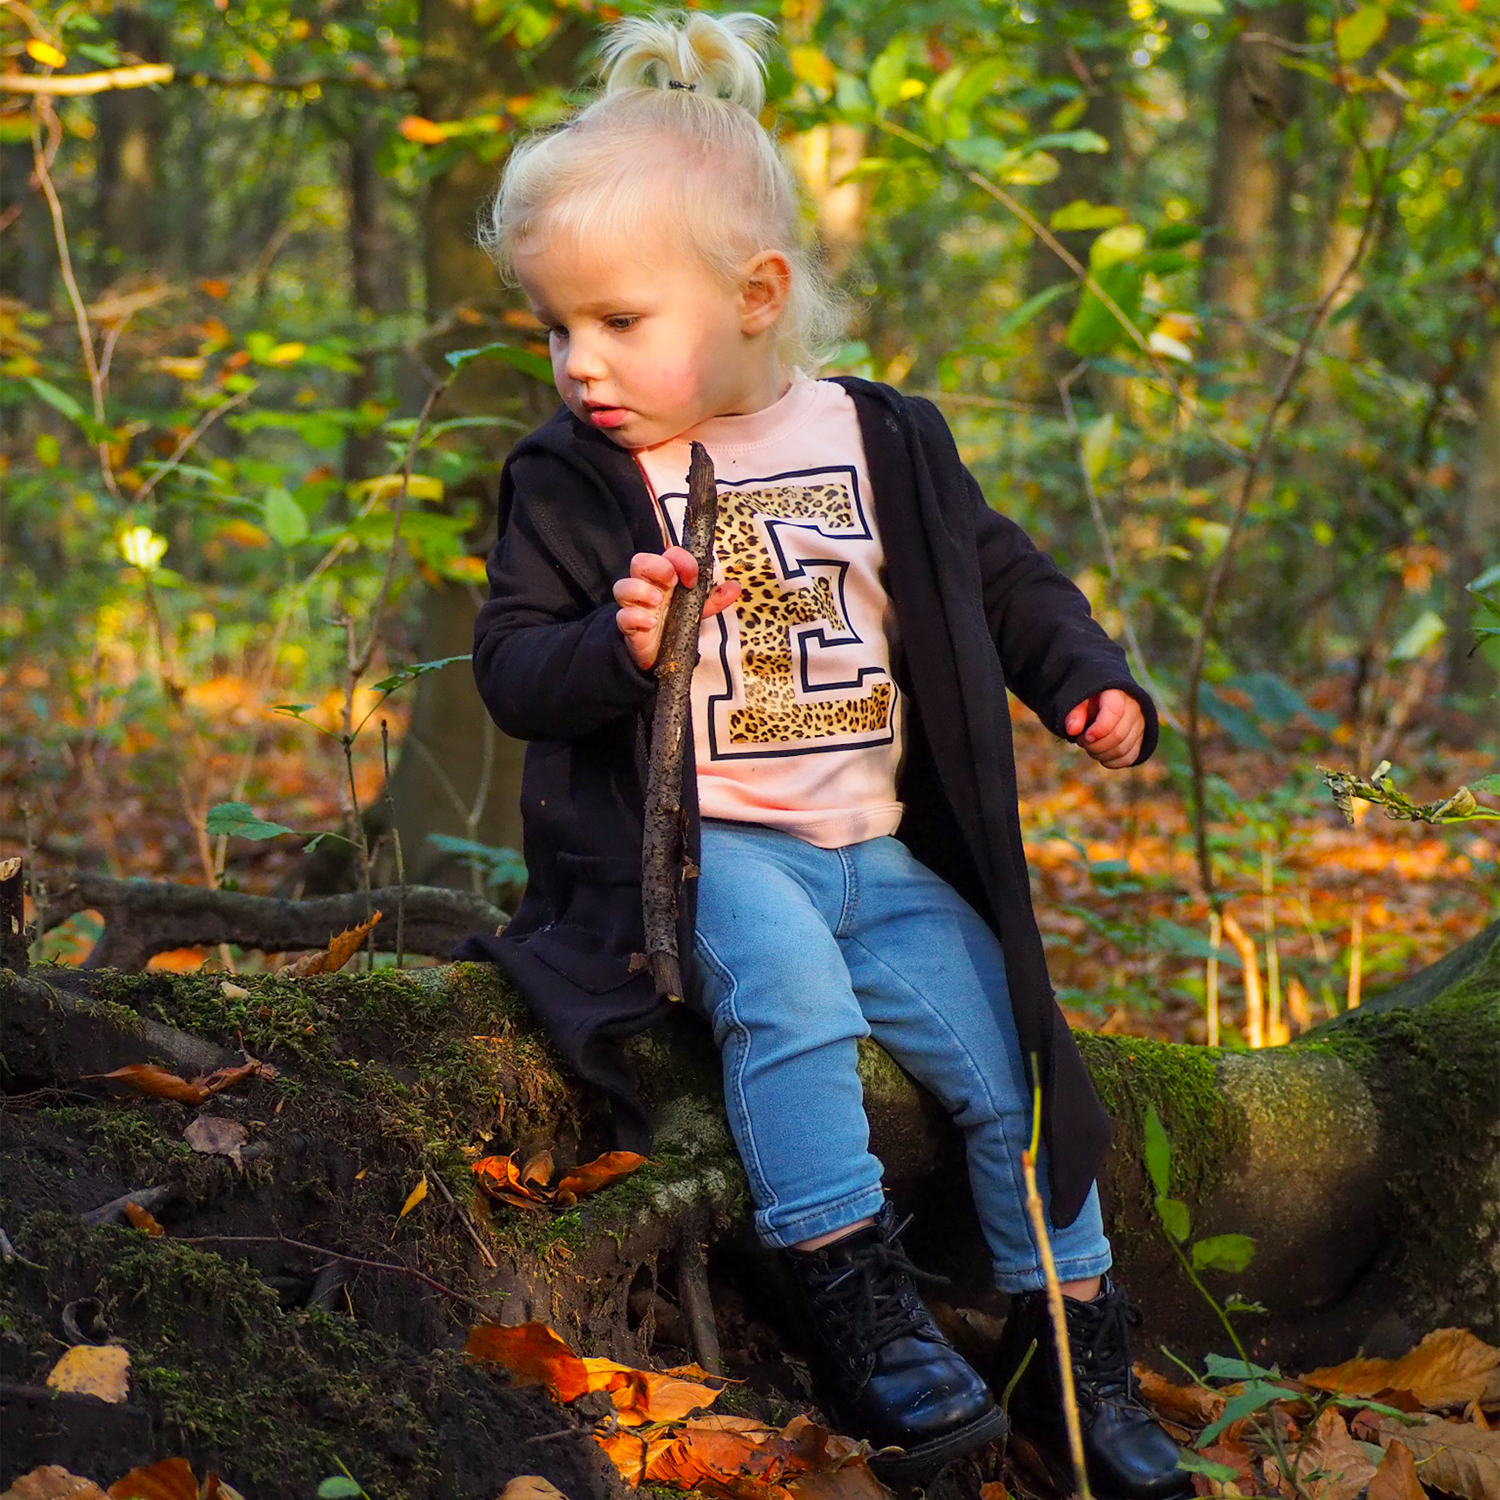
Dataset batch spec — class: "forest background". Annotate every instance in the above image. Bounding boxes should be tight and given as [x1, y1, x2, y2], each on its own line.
[1, 0, 1498, 1050]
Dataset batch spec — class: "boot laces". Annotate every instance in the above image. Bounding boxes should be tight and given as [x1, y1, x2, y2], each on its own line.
[807, 1217, 946, 1371]
[1069, 1287, 1141, 1403]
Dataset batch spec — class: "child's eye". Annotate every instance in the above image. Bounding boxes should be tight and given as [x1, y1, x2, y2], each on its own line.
[605, 315, 638, 331]
[547, 325, 568, 342]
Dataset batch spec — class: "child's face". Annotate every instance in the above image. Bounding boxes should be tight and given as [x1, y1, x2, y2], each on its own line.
[514, 227, 787, 450]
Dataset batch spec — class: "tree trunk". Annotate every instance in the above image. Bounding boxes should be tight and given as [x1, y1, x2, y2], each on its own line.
[379, 3, 587, 889]
[343, 112, 404, 484]
[1200, 4, 1304, 362]
[93, 7, 168, 271]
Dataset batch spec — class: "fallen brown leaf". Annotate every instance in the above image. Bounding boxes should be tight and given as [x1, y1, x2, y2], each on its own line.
[106, 1459, 198, 1500]
[45, 1345, 130, 1404]
[123, 1202, 165, 1237]
[1135, 1364, 1226, 1426]
[1190, 1435, 1257, 1499]
[472, 1154, 550, 1211]
[498, 1480, 568, 1500]
[1377, 1413, 1500, 1500]
[553, 1151, 647, 1205]
[1305, 1328, 1500, 1410]
[464, 1321, 591, 1403]
[1264, 1407, 1377, 1500]
[183, 1115, 248, 1166]
[87, 1064, 208, 1106]
[1368, 1441, 1425, 1500]
[278, 911, 381, 977]
[0, 1468, 108, 1500]
[521, 1150, 554, 1189]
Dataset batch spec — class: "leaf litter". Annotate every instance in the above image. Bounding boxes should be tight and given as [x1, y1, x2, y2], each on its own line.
[1131, 1327, 1500, 1500]
[471, 1147, 647, 1212]
[465, 1319, 890, 1497]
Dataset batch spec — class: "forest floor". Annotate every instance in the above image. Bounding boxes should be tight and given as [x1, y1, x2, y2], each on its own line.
[2, 669, 1495, 1041]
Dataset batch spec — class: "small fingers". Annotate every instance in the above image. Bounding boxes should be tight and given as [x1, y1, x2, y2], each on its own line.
[702, 580, 742, 619]
[628, 551, 687, 589]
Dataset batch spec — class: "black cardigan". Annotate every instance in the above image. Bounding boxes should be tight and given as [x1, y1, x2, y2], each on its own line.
[459, 377, 1158, 1228]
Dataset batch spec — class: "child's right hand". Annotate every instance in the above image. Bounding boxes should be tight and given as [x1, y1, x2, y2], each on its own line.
[613, 548, 741, 671]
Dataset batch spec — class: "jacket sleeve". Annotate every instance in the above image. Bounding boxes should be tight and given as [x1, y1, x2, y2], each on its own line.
[967, 466, 1159, 766]
[473, 451, 657, 741]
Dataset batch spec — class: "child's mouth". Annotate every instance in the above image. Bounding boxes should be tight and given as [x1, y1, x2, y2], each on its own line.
[586, 405, 627, 429]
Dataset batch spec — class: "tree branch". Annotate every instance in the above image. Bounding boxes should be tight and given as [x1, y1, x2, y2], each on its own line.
[39, 874, 506, 971]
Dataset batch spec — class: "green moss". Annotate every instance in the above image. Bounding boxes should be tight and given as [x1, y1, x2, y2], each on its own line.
[2, 1213, 443, 1495]
[1076, 1030, 1243, 1209]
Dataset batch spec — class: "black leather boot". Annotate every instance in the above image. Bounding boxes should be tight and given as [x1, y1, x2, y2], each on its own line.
[991, 1277, 1191, 1500]
[785, 1204, 1008, 1483]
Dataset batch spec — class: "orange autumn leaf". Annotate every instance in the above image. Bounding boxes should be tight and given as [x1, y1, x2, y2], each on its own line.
[87, 1065, 209, 1105]
[1368, 1442, 1426, 1500]
[399, 115, 448, 144]
[472, 1153, 550, 1212]
[464, 1321, 591, 1403]
[195, 1058, 277, 1097]
[553, 1150, 647, 1205]
[579, 1357, 721, 1426]
[278, 911, 381, 977]
[597, 1428, 683, 1487]
[107, 1458, 199, 1500]
[123, 1201, 165, 1237]
[1135, 1364, 1226, 1425]
[1304, 1328, 1500, 1410]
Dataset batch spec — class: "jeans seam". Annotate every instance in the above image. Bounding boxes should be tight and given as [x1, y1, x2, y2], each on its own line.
[758, 1183, 887, 1249]
[693, 928, 782, 1218]
[836, 846, 858, 937]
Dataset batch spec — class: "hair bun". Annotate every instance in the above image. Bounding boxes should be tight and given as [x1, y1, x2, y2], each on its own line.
[599, 10, 775, 114]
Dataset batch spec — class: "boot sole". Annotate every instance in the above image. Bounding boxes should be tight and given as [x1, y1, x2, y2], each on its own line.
[868, 1404, 1010, 1485]
[1007, 1430, 1195, 1500]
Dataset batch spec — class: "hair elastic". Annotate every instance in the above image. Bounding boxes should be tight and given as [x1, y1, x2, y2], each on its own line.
[667, 79, 696, 90]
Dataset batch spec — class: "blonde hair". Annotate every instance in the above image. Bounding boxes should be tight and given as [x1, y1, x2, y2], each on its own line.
[483, 10, 847, 372]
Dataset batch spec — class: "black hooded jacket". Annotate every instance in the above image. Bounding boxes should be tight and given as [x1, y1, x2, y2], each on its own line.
[459, 376, 1158, 1228]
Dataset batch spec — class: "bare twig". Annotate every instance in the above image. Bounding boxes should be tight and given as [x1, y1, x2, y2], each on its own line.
[677, 1233, 723, 1376]
[183, 1234, 488, 1316]
[428, 1169, 497, 1270]
[641, 443, 719, 1001]
[381, 721, 407, 968]
[1182, 164, 1391, 902]
[133, 388, 252, 506]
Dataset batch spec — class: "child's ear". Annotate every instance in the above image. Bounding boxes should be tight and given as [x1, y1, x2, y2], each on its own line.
[739, 251, 792, 335]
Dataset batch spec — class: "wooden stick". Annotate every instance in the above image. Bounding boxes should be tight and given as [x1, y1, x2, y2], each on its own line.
[1220, 911, 1264, 1049]
[0, 856, 27, 973]
[1206, 909, 1221, 1048]
[1021, 1069, 1093, 1500]
[641, 442, 719, 1002]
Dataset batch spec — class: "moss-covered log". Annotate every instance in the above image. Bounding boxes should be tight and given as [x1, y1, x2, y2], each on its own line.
[1, 926, 1495, 1494]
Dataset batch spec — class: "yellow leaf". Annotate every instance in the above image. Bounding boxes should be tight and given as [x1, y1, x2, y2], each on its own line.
[26, 40, 67, 68]
[351, 472, 444, 504]
[264, 341, 305, 366]
[399, 1174, 428, 1220]
[789, 45, 836, 93]
[156, 356, 206, 381]
[46, 1345, 130, 1404]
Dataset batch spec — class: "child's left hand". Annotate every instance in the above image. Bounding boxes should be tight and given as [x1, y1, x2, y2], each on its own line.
[1065, 689, 1145, 769]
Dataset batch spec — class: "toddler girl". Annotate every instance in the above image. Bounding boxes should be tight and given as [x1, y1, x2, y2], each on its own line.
[469, 12, 1187, 1492]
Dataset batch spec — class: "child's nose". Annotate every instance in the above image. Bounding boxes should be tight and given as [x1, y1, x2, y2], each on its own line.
[564, 336, 607, 384]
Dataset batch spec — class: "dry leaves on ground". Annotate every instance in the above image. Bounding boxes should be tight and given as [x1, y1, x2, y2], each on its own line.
[183, 1115, 248, 1166]
[1263, 1406, 1378, 1500]
[277, 911, 381, 976]
[1304, 1328, 1500, 1410]
[465, 1320, 889, 1499]
[1134, 1327, 1500, 1500]
[83, 1058, 275, 1107]
[122, 1201, 165, 1236]
[1, 1462, 246, 1500]
[472, 1149, 646, 1212]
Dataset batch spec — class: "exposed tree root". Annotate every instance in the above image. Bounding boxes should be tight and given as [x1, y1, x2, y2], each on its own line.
[0, 924, 1495, 1495]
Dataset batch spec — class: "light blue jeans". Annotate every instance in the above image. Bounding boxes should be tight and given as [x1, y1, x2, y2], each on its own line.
[688, 820, 1112, 1294]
